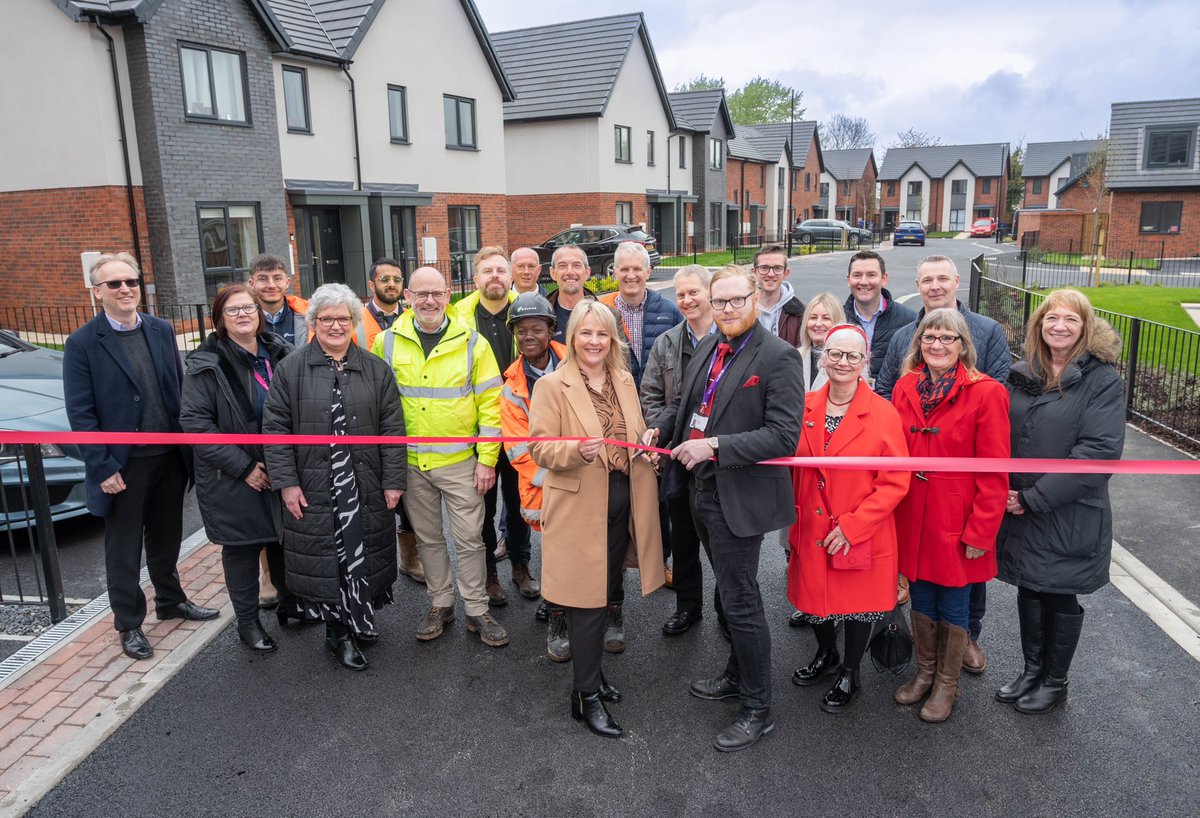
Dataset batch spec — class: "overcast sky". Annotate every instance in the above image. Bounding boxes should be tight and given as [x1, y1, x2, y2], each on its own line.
[478, 0, 1200, 149]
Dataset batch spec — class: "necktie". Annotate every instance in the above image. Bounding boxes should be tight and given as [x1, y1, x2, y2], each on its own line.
[689, 342, 733, 439]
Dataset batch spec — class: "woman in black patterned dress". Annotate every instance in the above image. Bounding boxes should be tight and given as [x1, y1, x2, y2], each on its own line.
[263, 284, 406, 671]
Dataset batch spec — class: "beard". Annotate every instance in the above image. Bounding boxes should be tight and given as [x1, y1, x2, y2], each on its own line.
[375, 289, 401, 306]
[720, 309, 759, 339]
[483, 282, 509, 300]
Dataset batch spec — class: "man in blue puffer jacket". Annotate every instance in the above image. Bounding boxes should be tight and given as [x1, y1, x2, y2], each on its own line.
[599, 241, 684, 389]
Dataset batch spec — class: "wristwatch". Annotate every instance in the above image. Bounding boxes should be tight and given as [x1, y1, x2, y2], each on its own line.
[708, 436, 719, 450]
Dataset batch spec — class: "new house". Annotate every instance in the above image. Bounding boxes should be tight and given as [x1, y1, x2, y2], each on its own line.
[818, 148, 878, 226]
[1022, 139, 1105, 210]
[734, 121, 823, 238]
[668, 89, 736, 250]
[877, 143, 1010, 232]
[726, 131, 774, 243]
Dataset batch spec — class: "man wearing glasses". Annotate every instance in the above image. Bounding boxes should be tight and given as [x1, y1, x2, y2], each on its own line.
[366, 258, 406, 337]
[751, 244, 805, 346]
[246, 254, 308, 345]
[647, 264, 804, 752]
[371, 266, 509, 648]
[64, 253, 218, 661]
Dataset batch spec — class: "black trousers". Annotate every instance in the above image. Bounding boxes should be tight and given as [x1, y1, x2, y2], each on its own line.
[1018, 586, 1081, 615]
[969, 581, 987, 639]
[813, 619, 873, 672]
[103, 450, 188, 632]
[221, 541, 287, 622]
[484, 448, 531, 568]
[669, 493, 723, 619]
[690, 485, 771, 709]
[564, 471, 630, 693]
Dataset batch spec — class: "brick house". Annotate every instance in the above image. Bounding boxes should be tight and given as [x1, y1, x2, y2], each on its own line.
[668, 90, 736, 250]
[818, 148, 878, 226]
[1022, 139, 1105, 210]
[726, 132, 773, 242]
[1103, 97, 1200, 257]
[877, 143, 1010, 232]
[734, 121, 823, 238]
[492, 14, 689, 257]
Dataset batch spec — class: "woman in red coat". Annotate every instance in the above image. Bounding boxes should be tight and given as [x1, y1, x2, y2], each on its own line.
[891, 308, 1010, 722]
[788, 325, 911, 713]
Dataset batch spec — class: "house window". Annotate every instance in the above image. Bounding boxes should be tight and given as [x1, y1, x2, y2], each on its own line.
[778, 167, 784, 187]
[1032, 179, 1043, 194]
[388, 85, 409, 143]
[1145, 127, 1195, 168]
[709, 138, 723, 170]
[447, 205, 482, 281]
[281, 66, 310, 133]
[791, 170, 798, 189]
[760, 166, 766, 187]
[1140, 201, 1183, 234]
[804, 173, 811, 191]
[710, 202, 723, 246]
[982, 178, 992, 194]
[887, 181, 896, 197]
[615, 125, 631, 162]
[679, 136, 687, 168]
[820, 182, 829, 196]
[180, 44, 248, 124]
[443, 95, 476, 149]
[949, 209, 965, 230]
[616, 201, 633, 224]
[951, 179, 967, 195]
[198, 203, 261, 297]
[842, 180, 852, 195]
[647, 131, 655, 165]
[907, 181, 923, 196]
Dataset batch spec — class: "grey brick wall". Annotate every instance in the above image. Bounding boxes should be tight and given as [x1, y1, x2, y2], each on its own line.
[689, 117, 732, 250]
[125, 0, 288, 305]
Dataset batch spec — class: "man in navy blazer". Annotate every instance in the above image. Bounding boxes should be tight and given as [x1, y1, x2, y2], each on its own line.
[64, 253, 217, 660]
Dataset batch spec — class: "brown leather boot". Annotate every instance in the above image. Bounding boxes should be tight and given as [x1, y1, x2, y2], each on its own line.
[920, 621, 969, 723]
[510, 562, 541, 600]
[894, 611, 937, 705]
[963, 637, 987, 674]
[397, 531, 425, 584]
[486, 566, 508, 606]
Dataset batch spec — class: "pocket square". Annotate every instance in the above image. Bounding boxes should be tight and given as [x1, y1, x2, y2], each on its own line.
[741, 375, 761, 387]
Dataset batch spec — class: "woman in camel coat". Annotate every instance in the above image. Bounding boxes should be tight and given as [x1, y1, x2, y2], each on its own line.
[530, 301, 665, 739]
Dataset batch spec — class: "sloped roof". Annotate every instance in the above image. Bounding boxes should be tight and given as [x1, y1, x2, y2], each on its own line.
[823, 148, 875, 181]
[878, 143, 1009, 180]
[1024, 139, 1104, 177]
[668, 89, 734, 134]
[728, 128, 769, 162]
[492, 13, 673, 125]
[734, 121, 821, 169]
[51, 0, 165, 22]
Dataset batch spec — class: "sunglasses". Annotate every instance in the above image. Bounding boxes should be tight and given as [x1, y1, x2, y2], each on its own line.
[100, 278, 139, 290]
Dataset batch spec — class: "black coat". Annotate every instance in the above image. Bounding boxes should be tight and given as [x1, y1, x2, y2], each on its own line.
[262, 340, 407, 605]
[996, 321, 1125, 595]
[180, 333, 292, 547]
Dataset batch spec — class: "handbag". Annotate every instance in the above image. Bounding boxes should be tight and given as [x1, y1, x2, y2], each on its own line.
[818, 476, 870, 570]
[869, 603, 912, 675]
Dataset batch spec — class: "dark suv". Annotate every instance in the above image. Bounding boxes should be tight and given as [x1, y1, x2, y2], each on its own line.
[532, 225, 661, 277]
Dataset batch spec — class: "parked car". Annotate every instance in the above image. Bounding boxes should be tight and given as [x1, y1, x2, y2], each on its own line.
[532, 225, 661, 278]
[0, 330, 89, 530]
[790, 219, 872, 248]
[970, 217, 997, 238]
[892, 220, 927, 246]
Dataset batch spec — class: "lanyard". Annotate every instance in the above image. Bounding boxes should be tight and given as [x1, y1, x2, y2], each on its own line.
[252, 358, 273, 392]
[700, 330, 753, 411]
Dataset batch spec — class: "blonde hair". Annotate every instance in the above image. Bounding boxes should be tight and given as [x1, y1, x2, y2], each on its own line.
[901, 307, 978, 377]
[1024, 289, 1101, 389]
[89, 252, 140, 285]
[565, 301, 631, 375]
[710, 263, 756, 294]
[799, 292, 845, 353]
[472, 246, 509, 274]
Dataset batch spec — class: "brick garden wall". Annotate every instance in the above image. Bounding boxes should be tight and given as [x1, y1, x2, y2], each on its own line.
[505, 193, 650, 250]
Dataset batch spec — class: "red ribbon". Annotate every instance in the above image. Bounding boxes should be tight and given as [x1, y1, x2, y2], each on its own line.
[1, 431, 1197, 475]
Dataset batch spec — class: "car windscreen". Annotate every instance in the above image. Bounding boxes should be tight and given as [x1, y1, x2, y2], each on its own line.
[625, 230, 651, 241]
[898, 222, 923, 229]
[973, 219, 992, 226]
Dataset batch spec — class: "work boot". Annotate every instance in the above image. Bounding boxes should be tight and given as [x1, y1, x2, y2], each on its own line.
[415, 606, 455, 641]
[996, 595, 1045, 704]
[920, 621, 969, 723]
[397, 531, 425, 584]
[963, 637, 987, 674]
[1015, 607, 1085, 715]
[466, 612, 509, 648]
[494, 537, 508, 562]
[486, 566, 508, 606]
[511, 562, 541, 600]
[895, 611, 938, 705]
[603, 603, 625, 653]
[546, 608, 572, 662]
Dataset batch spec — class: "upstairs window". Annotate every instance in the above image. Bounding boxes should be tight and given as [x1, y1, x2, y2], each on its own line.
[1145, 127, 1194, 168]
[282, 66, 310, 133]
[388, 85, 409, 143]
[443, 95, 476, 149]
[709, 138, 723, 170]
[679, 136, 687, 168]
[1032, 179, 1044, 194]
[647, 130, 655, 165]
[907, 181, 923, 196]
[615, 125, 631, 162]
[180, 44, 248, 124]
[982, 178, 992, 194]
[887, 181, 896, 197]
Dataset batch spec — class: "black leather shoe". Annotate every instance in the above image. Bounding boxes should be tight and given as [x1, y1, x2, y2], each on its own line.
[120, 628, 153, 660]
[236, 618, 277, 653]
[689, 674, 740, 701]
[718, 616, 732, 642]
[600, 673, 622, 704]
[326, 630, 367, 671]
[534, 600, 550, 622]
[714, 707, 775, 752]
[356, 629, 379, 646]
[662, 610, 702, 636]
[571, 690, 622, 738]
[157, 600, 220, 621]
[788, 610, 808, 627]
[819, 667, 861, 713]
[792, 648, 841, 686]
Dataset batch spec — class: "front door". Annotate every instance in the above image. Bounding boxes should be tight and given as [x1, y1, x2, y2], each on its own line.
[309, 208, 345, 286]
[726, 207, 739, 247]
[390, 207, 418, 273]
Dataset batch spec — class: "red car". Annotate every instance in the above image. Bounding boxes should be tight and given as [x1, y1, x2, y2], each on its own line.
[969, 217, 997, 237]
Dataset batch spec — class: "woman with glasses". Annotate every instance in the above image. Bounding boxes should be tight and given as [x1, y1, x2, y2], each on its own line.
[797, 293, 845, 391]
[181, 284, 295, 653]
[890, 308, 1010, 722]
[788, 324, 910, 713]
[263, 284, 407, 671]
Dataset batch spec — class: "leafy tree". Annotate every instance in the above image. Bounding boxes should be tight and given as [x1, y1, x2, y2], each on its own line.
[673, 74, 725, 93]
[889, 128, 942, 148]
[728, 77, 803, 125]
[820, 114, 876, 150]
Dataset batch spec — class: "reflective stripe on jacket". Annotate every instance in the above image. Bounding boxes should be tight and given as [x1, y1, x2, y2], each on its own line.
[500, 341, 567, 531]
[370, 310, 502, 471]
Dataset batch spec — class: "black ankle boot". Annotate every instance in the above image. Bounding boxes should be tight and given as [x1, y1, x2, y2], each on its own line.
[997, 594, 1044, 704]
[792, 648, 840, 686]
[600, 672, 622, 704]
[819, 667, 861, 713]
[1016, 608, 1084, 715]
[236, 617, 277, 653]
[326, 624, 367, 671]
[571, 690, 622, 737]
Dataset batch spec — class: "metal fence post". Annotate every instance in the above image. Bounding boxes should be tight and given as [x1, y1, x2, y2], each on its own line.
[1022, 290, 1032, 331]
[1127, 250, 1134, 284]
[194, 304, 208, 344]
[21, 445, 68, 623]
[968, 253, 984, 312]
[1124, 318, 1142, 418]
[1021, 251, 1028, 288]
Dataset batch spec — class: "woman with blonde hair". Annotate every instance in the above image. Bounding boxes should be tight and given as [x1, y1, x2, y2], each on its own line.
[797, 293, 846, 391]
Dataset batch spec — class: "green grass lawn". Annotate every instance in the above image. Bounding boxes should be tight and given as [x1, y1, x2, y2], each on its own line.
[1038, 251, 1159, 270]
[926, 231, 961, 238]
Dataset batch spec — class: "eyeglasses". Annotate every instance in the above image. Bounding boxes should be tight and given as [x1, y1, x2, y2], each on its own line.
[374, 276, 403, 285]
[99, 278, 139, 290]
[710, 294, 753, 310]
[223, 304, 259, 316]
[316, 316, 354, 328]
[407, 290, 448, 302]
[920, 333, 961, 346]
[250, 275, 288, 285]
[825, 349, 866, 364]
[753, 265, 788, 276]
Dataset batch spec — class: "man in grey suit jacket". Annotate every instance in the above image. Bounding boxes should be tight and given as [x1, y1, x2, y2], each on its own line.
[649, 265, 804, 752]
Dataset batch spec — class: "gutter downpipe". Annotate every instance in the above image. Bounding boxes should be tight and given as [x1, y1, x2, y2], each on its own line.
[341, 62, 362, 191]
[94, 18, 148, 309]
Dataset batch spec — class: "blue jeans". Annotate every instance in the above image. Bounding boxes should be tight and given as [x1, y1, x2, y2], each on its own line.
[910, 580, 970, 630]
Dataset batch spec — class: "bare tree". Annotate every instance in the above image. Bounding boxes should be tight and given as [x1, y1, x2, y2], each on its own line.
[889, 128, 942, 149]
[1082, 136, 1110, 286]
[821, 114, 876, 150]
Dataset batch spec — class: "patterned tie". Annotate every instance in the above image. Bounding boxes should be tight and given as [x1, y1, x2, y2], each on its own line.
[689, 342, 733, 439]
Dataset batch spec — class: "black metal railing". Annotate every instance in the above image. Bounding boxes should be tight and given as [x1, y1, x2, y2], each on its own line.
[1010, 233, 1200, 289]
[655, 229, 882, 270]
[1, 446, 68, 623]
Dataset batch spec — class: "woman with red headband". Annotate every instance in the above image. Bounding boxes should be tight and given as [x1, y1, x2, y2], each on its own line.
[788, 323, 911, 713]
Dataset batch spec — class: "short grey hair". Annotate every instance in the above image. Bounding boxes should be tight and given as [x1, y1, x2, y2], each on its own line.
[917, 254, 958, 276]
[673, 264, 711, 289]
[613, 240, 650, 270]
[89, 252, 140, 285]
[306, 283, 362, 327]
